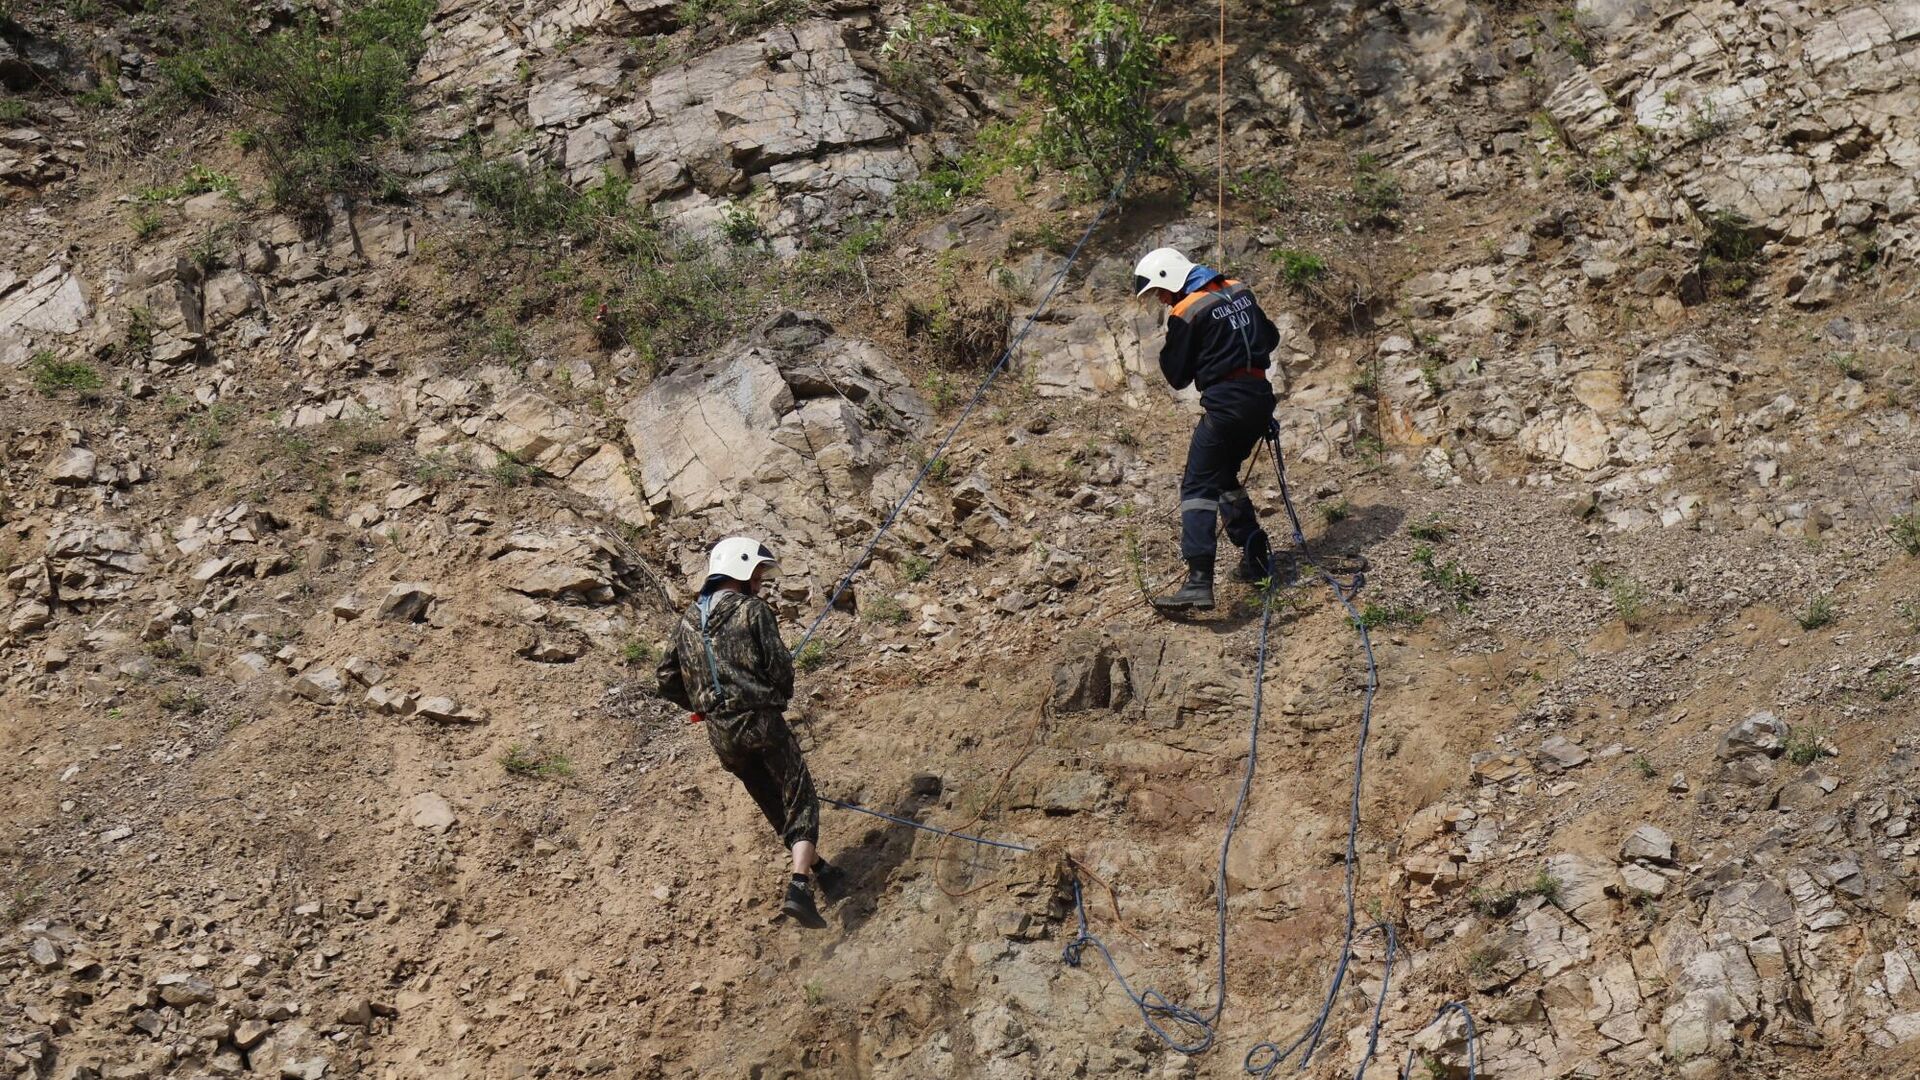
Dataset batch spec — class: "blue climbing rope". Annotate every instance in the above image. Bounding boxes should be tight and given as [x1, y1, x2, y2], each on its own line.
[792, 143, 1150, 655]
[1057, 509, 1282, 1055]
[1398, 1003, 1479, 1080]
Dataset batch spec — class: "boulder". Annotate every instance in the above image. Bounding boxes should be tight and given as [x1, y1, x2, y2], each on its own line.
[1620, 824, 1675, 864]
[1718, 711, 1789, 760]
[291, 667, 344, 705]
[378, 583, 435, 622]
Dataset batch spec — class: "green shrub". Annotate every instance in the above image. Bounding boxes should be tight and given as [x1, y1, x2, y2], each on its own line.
[1891, 511, 1920, 555]
[160, 0, 434, 209]
[864, 596, 910, 625]
[938, 0, 1176, 185]
[490, 452, 538, 488]
[794, 638, 835, 672]
[902, 554, 932, 583]
[28, 352, 103, 397]
[1275, 248, 1328, 288]
[1407, 516, 1447, 542]
[0, 98, 25, 123]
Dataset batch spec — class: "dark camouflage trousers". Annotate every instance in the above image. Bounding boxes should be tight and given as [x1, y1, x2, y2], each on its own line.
[706, 707, 819, 850]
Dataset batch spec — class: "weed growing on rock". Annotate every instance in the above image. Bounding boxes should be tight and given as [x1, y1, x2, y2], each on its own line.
[1321, 499, 1352, 524]
[489, 453, 538, 488]
[1407, 516, 1447, 542]
[1274, 248, 1329, 288]
[28, 352, 103, 398]
[863, 596, 909, 625]
[619, 640, 653, 666]
[158, 688, 208, 716]
[1784, 724, 1831, 766]
[501, 744, 572, 779]
[1890, 512, 1920, 555]
[1632, 754, 1657, 779]
[1797, 593, 1835, 630]
[0, 98, 24, 123]
[793, 638, 835, 672]
[129, 207, 163, 240]
[902, 555, 932, 583]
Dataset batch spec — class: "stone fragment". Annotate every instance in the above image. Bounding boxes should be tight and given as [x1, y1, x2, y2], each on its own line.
[1718, 711, 1788, 760]
[155, 973, 216, 1007]
[228, 652, 272, 684]
[291, 667, 344, 705]
[1536, 735, 1590, 771]
[47, 446, 97, 484]
[1621, 824, 1675, 864]
[343, 656, 385, 686]
[234, 1019, 271, 1049]
[415, 696, 482, 723]
[408, 792, 455, 833]
[28, 937, 61, 969]
[331, 593, 369, 620]
[378, 583, 435, 622]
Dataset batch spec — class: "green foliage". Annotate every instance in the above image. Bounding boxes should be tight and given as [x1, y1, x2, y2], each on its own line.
[137, 164, 240, 204]
[718, 201, 765, 246]
[1407, 516, 1447, 542]
[1420, 358, 1445, 397]
[28, 351, 103, 397]
[130, 206, 163, 240]
[1274, 248, 1328, 288]
[1357, 603, 1425, 630]
[1700, 210, 1760, 296]
[863, 595, 910, 625]
[677, 0, 801, 36]
[1632, 754, 1657, 779]
[1417, 549, 1482, 610]
[1797, 593, 1835, 631]
[1228, 166, 1294, 217]
[0, 98, 25, 123]
[794, 638, 835, 672]
[941, 0, 1176, 185]
[490, 452, 538, 488]
[1783, 724, 1831, 767]
[902, 554, 932, 583]
[1321, 498, 1352, 525]
[501, 743, 573, 779]
[159, 688, 209, 716]
[619, 640, 653, 666]
[894, 121, 1034, 216]
[1349, 153, 1401, 226]
[1894, 512, 1920, 555]
[160, 0, 435, 209]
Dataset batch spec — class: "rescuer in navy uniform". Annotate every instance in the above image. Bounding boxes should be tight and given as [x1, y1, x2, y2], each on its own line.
[1132, 246, 1283, 612]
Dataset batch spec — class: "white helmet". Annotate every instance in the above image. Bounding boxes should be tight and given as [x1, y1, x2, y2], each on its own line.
[1132, 247, 1195, 296]
[706, 536, 777, 583]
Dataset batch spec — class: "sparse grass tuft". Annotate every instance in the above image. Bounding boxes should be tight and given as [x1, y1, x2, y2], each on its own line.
[1632, 754, 1657, 779]
[619, 640, 653, 666]
[490, 452, 538, 488]
[1796, 594, 1835, 631]
[863, 596, 909, 625]
[1891, 512, 1920, 555]
[902, 554, 932, 583]
[502, 744, 572, 779]
[1358, 603, 1425, 630]
[1783, 724, 1831, 767]
[1407, 516, 1448, 542]
[1320, 499, 1352, 525]
[794, 638, 835, 672]
[29, 351, 104, 398]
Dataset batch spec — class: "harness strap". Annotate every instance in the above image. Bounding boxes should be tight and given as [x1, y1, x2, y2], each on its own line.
[696, 593, 730, 711]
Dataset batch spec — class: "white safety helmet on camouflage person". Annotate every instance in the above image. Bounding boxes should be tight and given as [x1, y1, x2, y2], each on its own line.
[1132, 247, 1196, 297]
[707, 536, 777, 583]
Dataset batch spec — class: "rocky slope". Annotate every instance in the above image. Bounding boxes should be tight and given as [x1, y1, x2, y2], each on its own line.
[5, 1, 1920, 1078]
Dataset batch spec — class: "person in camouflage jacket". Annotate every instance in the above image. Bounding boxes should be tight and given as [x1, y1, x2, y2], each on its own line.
[656, 536, 841, 925]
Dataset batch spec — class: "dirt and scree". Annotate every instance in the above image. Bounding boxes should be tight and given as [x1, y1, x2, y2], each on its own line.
[6, 0, 1920, 1077]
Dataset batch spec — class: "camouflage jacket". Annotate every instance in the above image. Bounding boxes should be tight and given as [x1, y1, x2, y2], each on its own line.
[656, 590, 794, 716]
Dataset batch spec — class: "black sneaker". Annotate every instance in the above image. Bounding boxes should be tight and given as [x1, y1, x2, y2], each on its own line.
[814, 859, 849, 902]
[782, 877, 824, 927]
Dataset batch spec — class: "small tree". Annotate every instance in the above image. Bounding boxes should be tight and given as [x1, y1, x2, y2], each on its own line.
[951, 0, 1176, 185]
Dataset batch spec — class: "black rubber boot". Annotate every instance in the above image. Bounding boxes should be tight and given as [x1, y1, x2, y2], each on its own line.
[782, 876, 824, 926]
[1152, 567, 1215, 612]
[1231, 536, 1275, 583]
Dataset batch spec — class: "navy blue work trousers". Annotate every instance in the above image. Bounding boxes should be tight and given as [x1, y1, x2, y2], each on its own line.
[1179, 388, 1275, 570]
